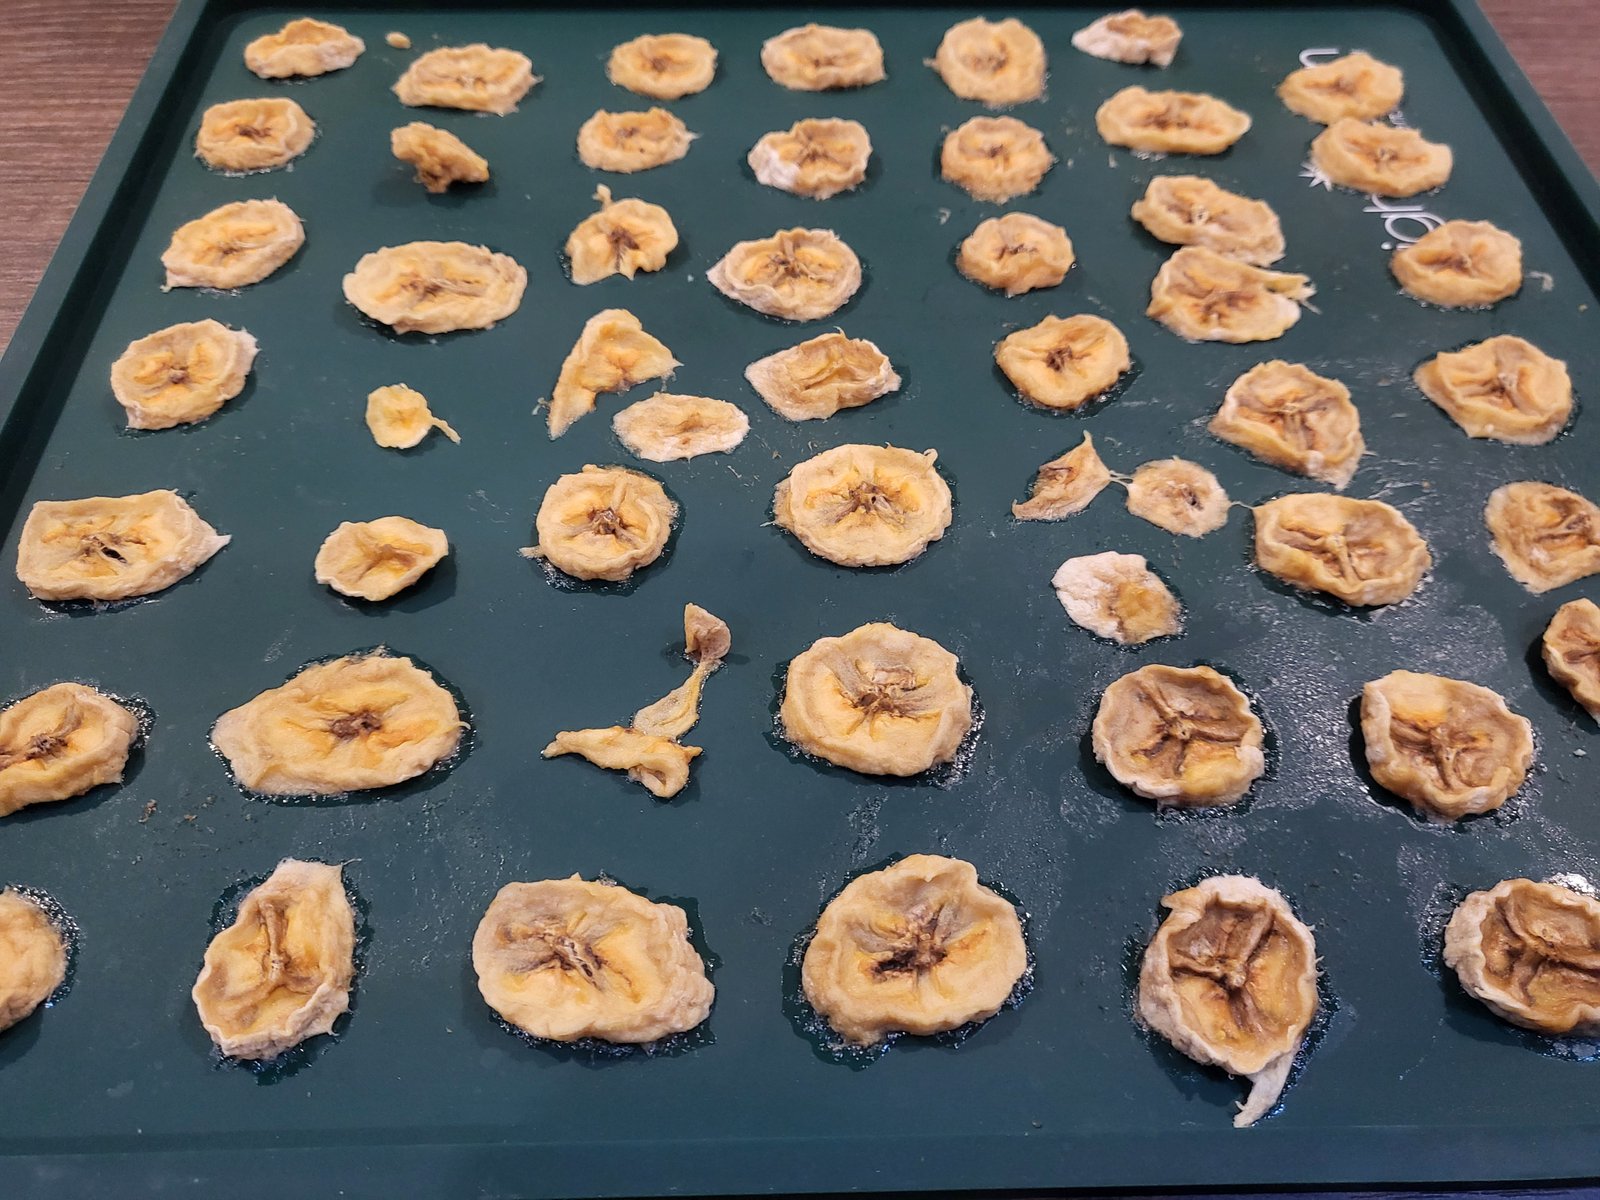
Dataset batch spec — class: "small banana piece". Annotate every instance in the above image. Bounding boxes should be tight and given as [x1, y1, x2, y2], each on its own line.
[1147, 246, 1312, 343]
[196, 98, 314, 172]
[577, 108, 695, 172]
[995, 313, 1130, 410]
[366, 384, 461, 449]
[1052, 552, 1181, 644]
[547, 309, 679, 438]
[633, 604, 730, 739]
[612, 393, 749, 462]
[314, 517, 448, 601]
[0, 683, 137, 817]
[390, 122, 489, 193]
[1125, 458, 1230, 537]
[607, 33, 717, 99]
[1253, 493, 1431, 606]
[162, 199, 304, 291]
[761, 24, 885, 91]
[1391, 220, 1522, 307]
[1278, 51, 1403, 124]
[957, 212, 1074, 296]
[110, 319, 257, 430]
[0, 890, 67, 1033]
[1210, 360, 1364, 488]
[393, 44, 537, 114]
[343, 241, 527, 335]
[1071, 10, 1182, 67]
[744, 332, 900, 421]
[773, 445, 953, 567]
[748, 118, 872, 199]
[930, 17, 1046, 107]
[244, 17, 364, 78]
[386, 32, 411, 50]
[522, 464, 676, 582]
[940, 116, 1054, 203]
[1012, 435, 1112, 521]
[1310, 118, 1452, 197]
[1542, 598, 1600, 720]
[1485, 481, 1600, 594]
[708, 228, 861, 321]
[1097, 87, 1251, 154]
[564, 186, 678, 285]
[1414, 335, 1569, 445]
[1131, 175, 1285, 265]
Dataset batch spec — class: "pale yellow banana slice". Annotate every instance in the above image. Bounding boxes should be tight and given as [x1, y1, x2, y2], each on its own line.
[578, 108, 695, 172]
[773, 445, 953, 568]
[542, 728, 701, 798]
[366, 384, 460, 449]
[930, 17, 1046, 107]
[390, 122, 489, 193]
[1543, 598, 1600, 719]
[110, 319, 257, 430]
[394, 44, 537, 114]
[995, 314, 1130, 410]
[1012, 435, 1112, 521]
[1211, 361, 1364, 488]
[0, 889, 67, 1033]
[748, 118, 871, 199]
[386, 32, 411, 50]
[940, 116, 1054, 203]
[1278, 51, 1403, 124]
[244, 18, 364, 78]
[708, 228, 861, 321]
[1072, 10, 1182, 67]
[1485, 482, 1600, 593]
[957, 212, 1074, 296]
[162, 199, 304, 291]
[1310, 119, 1452, 197]
[0, 683, 137, 817]
[343, 242, 526, 335]
[1392, 220, 1522, 307]
[1131, 176, 1285, 265]
[607, 33, 717, 99]
[1253, 493, 1431, 606]
[1126, 459, 1230, 537]
[1052, 552, 1181, 644]
[1148, 246, 1312, 343]
[1097, 87, 1250, 154]
[548, 309, 679, 438]
[565, 186, 678, 285]
[314, 517, 448, 602]
[1414, 336, 1568, 445]
[522, 464, 675, 582]
[745, 332, 899, 421]
[196, 98, 315, 173]
[612, 393, 748, 462]
[761, 24, 885, 91]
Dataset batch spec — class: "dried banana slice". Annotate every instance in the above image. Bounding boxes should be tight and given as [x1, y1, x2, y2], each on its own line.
[394, 44, 537, 114]
[781, 622, 972, 777]
[707, 228, 861, 321]
[386, 32, 410, 50]
[390, 122, 489, 193]
[1543, 598, 1600, 720]
[1392, 220, 1522, 307]
[196, 98, 314, 173]
[1097, 87, 1250, 155]
[772, 445, 953, 568]
[1278, 51, 1403, 124]
[995, 314, 1130, 411]
[565, 186, 678, 285]
[1131, 175, 1285, 266]
[577, 108, 694, 173]
[162, 199, 304, 291]
[16, 490, 228, 602]
[192, 859, 355, 1060]
[244, 17, 364, 78]
[1253, 493, 1431, 606]
[957, 212, 1074, 296]
[632, 604, 730, 739]
[473, 877, 713, 1042]
[748, 118, 872, 200]
[0, 683, 137, 817]
[1148, 247, 1312, 343]
[343, 242, 527, 335]
[612, 393, 748, 462]
[931, 17, 1046, 107]
[1211, 361, 1364, 488]
[1071, 10, 1182, 67]
[110, 319, 257, 430]
[523, 465, 675, 582]
[1126, 459, 1230, 537]
[762, 24, 885, 91]
[1053, 552, 1181, 644]
[314, 517, 448, 602]
[366, 384, 460, 449]
[0, 890, 66, 1033]
[1310, 119, 1452, 197]
[543, 728, 700, 798]
[940, 116, 1054, 203]
[1485, 482, 1600, 593]
[1138, 876, 1318, 1126]
[607, 33, 717, 99]
[802, 855, 1027, 1046]
[548, 309, 679, 438]
[744, 332, 900, 421]
[1414, 336, 1570, 445]
[1012, 434, 1111, 521]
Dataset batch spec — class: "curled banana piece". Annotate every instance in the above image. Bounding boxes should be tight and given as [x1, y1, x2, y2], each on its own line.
[1125, 459, 1230, 537]
[245, 17, 364, 78]
[390, 123, 489, 193]
[1211, 361, 1364, 488]
[394, 44, 538, 114]
[110, 319, 257, 430]
[0, 683, 137, 817]
[995, 314, 1130, 410]
[1148, 246, 1312, 343]
[607, 33, 717, 99]
[565, 186, 678, 285]
[773, 444, 953, 567]
[1278, 51, 1403, 124]
[1414, 335, 1569, 445]
[1391, 220, 1522, 307]
[1543, 598, 1600, 720]
[1310, 118, 1452, 197]
[940, 116, 1054, 203]
[1485, 481, 1600, 594]
[762, 24, 885, 91]
[1131, 175, 1285, 265]
[0, 890, 67, 1033]
[1053, 552, 1181, 644]
[578, 108, 695, 172]
[366, 384, 460, 449]
[314, 517, 448, 602]
[196, 98, 314, 173]
[162, 199, 304, 291]
[1012, 435, 1112, 521]
[708, 228, 861, 321]
[343, 241, 527, 335]
[748, 118, 872, 199]
[744, 332, 900, 421]
[930, 17, 1046, 107]
[522, 464, 676, 582]
[957, 213, 1074, 296]
[1253, 493, 1431, 606]
[612, 393, 749, 462]
[1097, 87, 1250, 155]
[548, 308, 679, 438]
[1072, 10, 1182, 67]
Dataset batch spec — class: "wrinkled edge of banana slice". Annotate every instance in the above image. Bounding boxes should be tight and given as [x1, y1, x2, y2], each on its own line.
[0, 887, 71, 1033]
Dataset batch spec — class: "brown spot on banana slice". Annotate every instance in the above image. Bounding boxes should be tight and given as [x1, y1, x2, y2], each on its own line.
[1414, 335, 1569, 445]
[612, 393, 748, 462]
[390, 123, 489, 193]
[548, 309, 679, 438]
[565, 186, 678, 285]
[1543, 598, 1600, 720]
[773, 444, 953, 568]
[1148, 246, 1312, 343]
[578, 107, 695, 172]
[1072, 10, 1182, 67]
[744, 331, 899, 421]
[245, 18, 364, 79]
[1126, 459, 1230, 537]
[0, 890, 67, 1033]
[957, 212, 1074, 296]
[343, 241, 527, 335]
[1012, 434, 1111, 521]
[1253, 492, 1430, 606]
[196, 98, 314, 172]
[366, 384, 460, 449]
[314, 517, 448, 602]
[523, 464, 676, 582]
[607, 33, 717, 99]
[393, 44, 537, 114]
[1097, 87, 1250, 155]
[940, 115, 1054, 203]
[707, 228, 861, 321]
[1131, 175, 1285, 266]
[110, 319, 257, 430]
[1211, 361, 1364, 488]
[930, 17, 1046, 107]
[1278, 51, 1403, 124]
[748, 118, 872, 199]
[162, 199, 304, 291]
[1053, 552, 1181, 644]
[995, 313, 1130, 410]
[1310, 118, 1452, 197]
[0, 683, 137, 817]
[761, 24, 885, 91]
[1392, 220, 1522, 308]
[1485, 481, 1600, 593]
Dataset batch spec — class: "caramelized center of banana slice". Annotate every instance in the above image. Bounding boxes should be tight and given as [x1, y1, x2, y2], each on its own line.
[1482, 885, 1600, 1009]
[1131, 680, 1249, 773]
[1167, 897, 1307, 1044]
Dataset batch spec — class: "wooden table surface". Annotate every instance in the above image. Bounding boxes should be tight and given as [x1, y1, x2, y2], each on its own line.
[0, 0, 1597, 356]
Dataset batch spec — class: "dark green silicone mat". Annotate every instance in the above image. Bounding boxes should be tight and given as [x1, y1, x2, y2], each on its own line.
[2, 1, 1599, 1195]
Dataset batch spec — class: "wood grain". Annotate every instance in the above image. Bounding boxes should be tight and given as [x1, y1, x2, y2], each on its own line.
[0, 0, 1596, 355]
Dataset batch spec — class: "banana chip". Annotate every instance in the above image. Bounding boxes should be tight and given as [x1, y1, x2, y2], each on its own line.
[1126, 459, 1230, 537]
[386, 32, 411, 50]
[1052, 552, 1182, 644]
[748, 118, 872, 199]
[1131, 175, 1285, 265]
[1071, 10, 1182, 67]
[1148, 246, 1312, 343]
[162, 199, 304, 291]
[16, 490, 228, 602]
[1310, 118, 1452, 197]
[957, 212, 1074, 296]
[744, 332, 900, 421]
[781, 622, 972, 777]
[523, 464, 675, 582]
[0, 890, 66, 1033]
[995, 313, 1130, 411]
[1414, 336, 1569, 445]
[607, 33, 717, 99]
[1278, 51, 1403, 124]
[565, 186, 678, 285]
[394, 44, 537, 114]
[314, 517, 448, 602]
[577, 108, 695, 173]
[1253, 493, 1431, 606]
[343, 241, 527, 335]
[1543, 598, 1600, 720]
[473, 877, 714, 1042]
[548, 309, 679, 438]
[0, 683, 137, 817]
[1211, 361, 1364, 488]
[613, 393, 749, 462]
[1012, 434, 1112, 521]
[366, 384, 460, 449]
[773, 444, 953, 567]
[940, 115, 1054, 203]
[110, 319, 257, 430]
[707, 228, 861, 321]
[1485, 481, 1600, 594]
[390, 122, 489, 193]
[192, 860, 356, 1060]
[244, 18, 364, 78]
[196, 98, 314, 173]
[930, 17, 1046, 107]
[802, 855, 1027, 1046]
[761, 24, 885, 91]
[1392, 220, 1522, 307]
[1097, 87, 1251, 155]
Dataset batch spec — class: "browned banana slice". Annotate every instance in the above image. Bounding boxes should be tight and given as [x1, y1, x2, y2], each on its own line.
[522, 464, 675, 582]
[1052, 552, 1181, 644]
[940, 116, 1054, 203]
[1147, 246, 1312, 343]
[745, 332, 900, 421]
[995, 313, 1130, 410]
[565, 186, 678, 285]
[762, 24, 885, 91]
[314, 517, 448, 602]
[0, 890, 67, 1032]
[0, 683, 137, 817]
[1278, 51, 1403, 124]
[1310, 119, 1451, 197]
[162, 199, 304, 291]
[196, 98, 314, 173]
[244, 18, 364, 78]
[394, 44, 537, 114]
[577, 108, 695, 173]
[957, 212, 1074, 296]
[607, 33, 717, 99]
[1012, 434, 1112, 520]
[343, 241, 527, 335]
[1392, 220, 1522, 307]
[1126, 459, 1230, 537]
[110, 319, 257, 430]
[1072, 10, 1182, 67]
[773, 445, 953, 567]
[1414, 336, 1570, 445]
[931, 17, 1046, 107]
[1131, 175, 1285, 265]
[366, 384, 461, 449]
[548, 309, 679, 438]
[612, 393, 749, 462]
[1097, 87, 1250, 154]
[542, 728, 700, 798]
[1253, 493, 1430, 606]
[1211, 361, 1364, 488]
[390, 122, 489, 193]
[707, 228, 861, 321]
[1543, 598, 1600, 719]
[748, 118, 871, 199]
[1485, 482, 1600, 593]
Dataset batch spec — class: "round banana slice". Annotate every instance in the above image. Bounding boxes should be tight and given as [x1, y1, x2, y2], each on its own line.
[195, 98, 314, 173]
[366, 384, 460, 449]
[1131, 175, 1285, 266]
[473, 876, 713, 1043]
[1093, 664, 1264, 807]
[930, 17, 1046, 107]
[612, 393, 749, 462]
[1392, 220, 1522, 308]
[1071, 10, 1182, 67]
[744, 332, 900, 421]
[577, 108, 695, 173]
[523, 464, 675, 582]
[162, 199, 304, 291]
[748, 118, 872, 200]
[1211, 361, 1364, 488]
[314, 517, 448, 602]
[192, 860, 355, 1060]
[0, 683, 137, 817]
[995, 314, 1130, 411]
[1125, 459, 1230, 537]
[343, 241, 527, 335]
[565, 186, 678, 285]
[1147, 246, 1313, 343]
[707, 228, 861, 321]
[1253, 493, 1431, 606]
[244, 17, 364, 78]
[957, 212, 1074, 296]
[940, 115, 1054, 203]
[211, 652, 465, 796]
[773, 445, 953, 568]
[802, 854, 1027, 1046]
[16, 489, 229, 602]
[761, 24, 885, 91]
[1053, 552, 1182, 644]
[1445, 878, 1600, 1035]
[781, 622, 972, 777]
[110, 319, 257, 430]
[1138, 876, 1318, 1127]
[1543, 598, 1600, 720]
[1278, 51, 1403, 124]
[0, 889, 67, 1033]
[1485, 481, 1600, 594]
[1012, 434, 1112, 521]
[1414, 336, 1569, 445]
[390, 122, 489, 194]
[1096, 87, 1251, 155]
[549, 309, 679, 438]
[607, 33, 717, 99]
[1310, 118, 1452, 197]
[394, 44, 537, 114]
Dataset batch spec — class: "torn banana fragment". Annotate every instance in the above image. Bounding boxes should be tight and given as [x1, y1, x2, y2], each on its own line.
[1211, 361, 1364, 488]
[1097, 87, 1250, 155]
[0, 890, 67, 1033]
[212, 653, 464, 796]
[473, 877, 714, 1042]
[940, 116, 1054, 203]
[633, 604, 730, 739]
[1253, 493, 1431, 606]
[957, 213, 1074, 296]
[1126, 459, 1230, 537]
[1414, 336, 1570, 445]
[1392, 220, 1522, 308]
[761, 24, 885, 91]
[244, 17, 364, 78]
[390, 123, 489, 193]
[1131, 175, 1285, 265]
[196, 98, 314, 173]
[1053, 552, 1181, 644]
[1310, 119, 1452, 197]
[748, 118, 872, 200]
[612, 393, 749, 462]
[548, 309, 678, 438]
[110, 319, 257, 430]
[315, 517, 448, 602]
[0, 683, 137, 817]
[343, 242, 527, 335]
[1138, 876, 1318, 1127]
[1148, 247, 1312, 343]
[607, 33, 717, 99]
[192, 860, 356, 1060]
[1071, 10, 1182, 67]
[578, 108, 695, 172]
[1543, 598, 1600, 720]
[394, 44, 537, 114]
[16, 490, 229, 602]
[1278, 51, 1403, 124]
[995, 314, 1130, 411]
[744, 332, 900, 421]
[930, 17, 1046, 107]
[366, 384, 460, 449]
[773, 444, 953, 567]
[162, 199, 304, 291]
[1485, 482, 1600, 594]
[803, 855, 1027, 1046]
[523, 464, 675, 582]
[565, 186, 678, 285]
[708, 228, 861, 321]
[1012, 435, 1112, 521]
